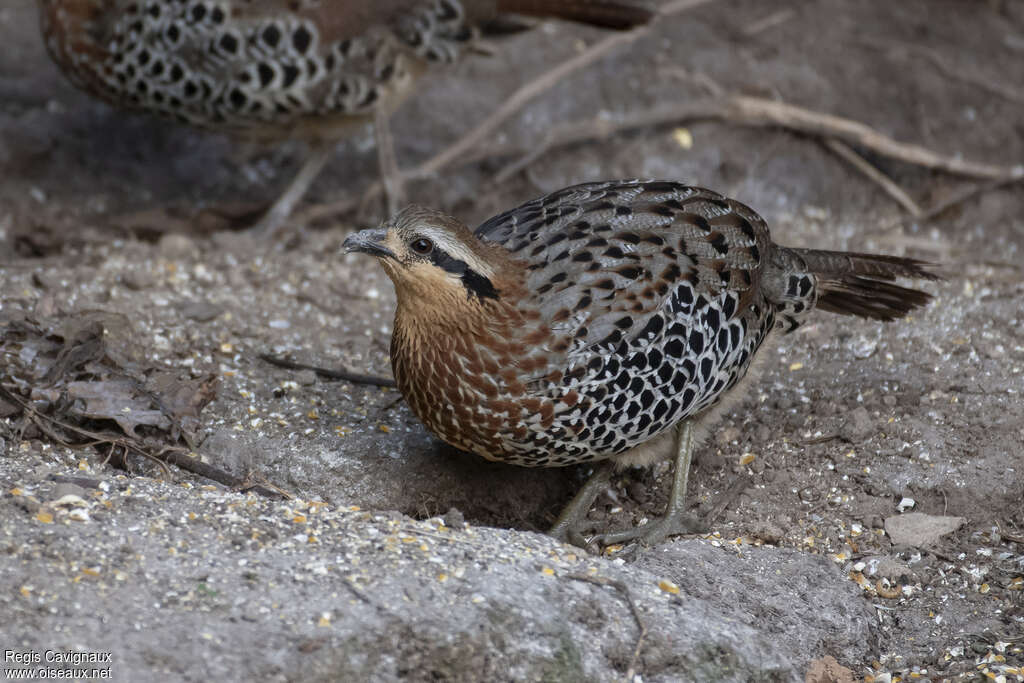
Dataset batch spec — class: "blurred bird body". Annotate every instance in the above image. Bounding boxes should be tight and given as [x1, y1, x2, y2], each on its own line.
[37, 0, 652, 230]
[346, 180, 939, 544]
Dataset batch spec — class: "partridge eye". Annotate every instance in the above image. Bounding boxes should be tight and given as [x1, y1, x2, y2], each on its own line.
[410, 238, 434, 255]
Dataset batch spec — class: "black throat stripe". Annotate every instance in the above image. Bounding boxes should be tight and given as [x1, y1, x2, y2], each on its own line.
[430, 250, 500, 301]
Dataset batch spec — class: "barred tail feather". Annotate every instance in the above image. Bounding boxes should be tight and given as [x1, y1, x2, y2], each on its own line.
[792, 248, 941, 322]
[814, 276, 934, 321]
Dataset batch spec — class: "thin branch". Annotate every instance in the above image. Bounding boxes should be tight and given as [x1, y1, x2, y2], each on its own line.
[298, 0, 719, 223]
[491, 96, 1022, 184]
[0, 381, 285, 498]
[299, 7, 1020, 227]
[903, 175, 1024, 225]
[728, 96, 1018, 179]
[258, 353, 396, 388]
[415, 28, 645, 179]
[705, 473, 751, 526]
[823, 139, 922, 215]
[742, 8, 796, 36]
[158, 448, 288, 498]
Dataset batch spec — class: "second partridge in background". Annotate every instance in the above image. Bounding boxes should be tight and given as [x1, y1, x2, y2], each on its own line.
[37, 0, 653, 233]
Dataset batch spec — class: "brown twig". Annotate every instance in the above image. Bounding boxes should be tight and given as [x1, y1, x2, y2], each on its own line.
[823, 139, 922, 215]
[800, 434, 841, 446]
[730, 96, 1018, 179]
[491, 96, 1022, 184]
[1, 382, 172, 475]
[1001, 531, 1024, 545]
[0, 381, 286, 498]
[258, 353, 396, 388]
[995, 522, 1024, 546]
[374, 393, 406, 419]
[705, 473, 751, 526]
[158, 448, 288, 498]
[565, 572, 647, 681]
[417, 28, 647, 179]
[298, 0, 718, 224]
[899, 175, 1024, 226]
[742, 8, 796, 36]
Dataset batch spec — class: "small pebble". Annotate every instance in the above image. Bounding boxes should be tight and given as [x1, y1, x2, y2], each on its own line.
[443, 507, 466, 529]
[841, 406, 875, 443]
[122, 270, 156, 290]
[749, 521, 784, 545]
[32, 271, 58, 291]
[158, 233, 197, 259]
[50, 482, 89, 501]
[180, 300, 222, 322]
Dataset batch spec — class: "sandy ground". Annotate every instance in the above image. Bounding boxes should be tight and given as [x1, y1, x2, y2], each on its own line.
[1, 0, 1023, 680]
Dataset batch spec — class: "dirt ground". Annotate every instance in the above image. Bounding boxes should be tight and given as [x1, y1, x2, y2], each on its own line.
[1, 0, 1023, 680]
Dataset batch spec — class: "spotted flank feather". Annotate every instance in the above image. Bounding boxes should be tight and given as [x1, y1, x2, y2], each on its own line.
[345, 180, 938, 470]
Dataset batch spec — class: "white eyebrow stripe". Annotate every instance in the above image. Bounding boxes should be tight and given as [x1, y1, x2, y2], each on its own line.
[418, 226, 495, 279]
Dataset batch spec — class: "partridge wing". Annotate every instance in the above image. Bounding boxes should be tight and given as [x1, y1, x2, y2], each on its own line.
[476, 180, 775, 431]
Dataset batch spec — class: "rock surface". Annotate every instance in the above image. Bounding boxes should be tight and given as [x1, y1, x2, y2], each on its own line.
[0, 456, 871, 682]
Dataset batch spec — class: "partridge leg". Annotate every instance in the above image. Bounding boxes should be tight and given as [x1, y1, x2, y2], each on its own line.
[374, 109, 406, 216]
[598, 421, 707, 546]
[250, 143, 334, 238]
[548, 460, 615, 547]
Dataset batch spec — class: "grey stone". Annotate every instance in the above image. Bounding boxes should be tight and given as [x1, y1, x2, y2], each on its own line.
[861, 555, 913, 580]
[633, 540, 875, 672]
[157, 233, 198, 259]
[31, 271, 58, 291]
[295, 370, 318, 386]
[841, 406, 875, 443]
[49, 482, 89, 501]
[121, 270, 156, 291]
[180, 300, 223, 323]
[748, 520, 785, 545]
[884, 513, 965, 547]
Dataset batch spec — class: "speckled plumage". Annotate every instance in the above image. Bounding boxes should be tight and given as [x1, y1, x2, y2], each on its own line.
[37, 0, 651, 232]
[38, 0, 651, 140]
[348, 180, 939, 474]
[345, 180, 940, 544]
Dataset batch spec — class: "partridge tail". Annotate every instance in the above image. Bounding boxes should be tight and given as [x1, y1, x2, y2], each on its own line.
[790, 248, 941, 321]
[496, 0, 654, 29]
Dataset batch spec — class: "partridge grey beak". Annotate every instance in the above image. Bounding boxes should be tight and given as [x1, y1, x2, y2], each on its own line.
[343, 228, 393, 259]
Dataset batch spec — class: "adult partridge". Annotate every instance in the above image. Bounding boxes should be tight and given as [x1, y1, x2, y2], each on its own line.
[37, 0, 652, 233]
[344, 180, 939, 545]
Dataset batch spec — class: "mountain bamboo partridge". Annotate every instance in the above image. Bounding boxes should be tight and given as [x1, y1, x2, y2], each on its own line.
[344, 180, 940, 546]
[37, 0, 652, 233]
